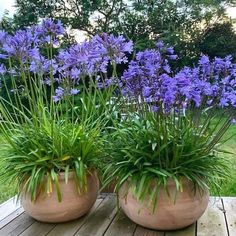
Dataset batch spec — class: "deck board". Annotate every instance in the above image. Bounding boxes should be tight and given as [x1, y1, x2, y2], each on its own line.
[74, 194, 116, 236]
[0, 207, 24, 230]
[133, 226, 164, 236]
[46, 198, 104, 236]
[165, 223, 196, 236]
[104, 210, 136, 236]
[0, 212, 35, 236]
[197, 197, 228, 236]
[0, 197, 21, 222]
[0, 195, 234, 236]
[222, 197, 236, 236]
[18, 221, 55, 236]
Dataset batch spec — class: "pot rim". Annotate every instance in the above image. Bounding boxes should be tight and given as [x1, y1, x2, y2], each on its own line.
[122, 176, 208, 191]
[57, 169, 97, 180]
[125, 176, 191, 185]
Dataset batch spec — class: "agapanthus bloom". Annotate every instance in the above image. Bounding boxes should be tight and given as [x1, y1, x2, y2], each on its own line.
[70, 88, 80, 95]
[91, 33, 133, 64]
[1, 29, 36, 62]
[34, 18, 65, 43]
[0, 64, 6, 75]
[176, 55, 236, 108]
[122, 42, 236, 112]
[57, 34, 133, 82]
[53, 87, 65, 102]
[0, 30, 7, 44]
[122, 42, 177, 111]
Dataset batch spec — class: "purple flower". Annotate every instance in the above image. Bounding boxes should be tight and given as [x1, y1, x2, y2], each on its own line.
[0, 64, 6, 75]
[151, 106, 159, 112]
[199, 55, 210, 65]
[143, 87, 152, 98]
[53, 87, 64, 102]
[121, 43, 176, 111]
[0, 30, 7, 44]
[35, 18, 65, 37]
[70, 88, 80, 95]
[57, 33, 133, 78]
[175, 55, 236, 109]
[166, 47, 174, 54]
[1, 29, 36, 62]
[91, 33, 133, 65]
[156, 41, 164, 49]
[122, 40, 236, 112]
[168, 54, 178, 60]
[71, 67, 81, 80]
[231, 119, 236, 124]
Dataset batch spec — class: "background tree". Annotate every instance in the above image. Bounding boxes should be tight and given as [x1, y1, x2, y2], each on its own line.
[1, 0, 236, 66]
[199, 21, 236, 59]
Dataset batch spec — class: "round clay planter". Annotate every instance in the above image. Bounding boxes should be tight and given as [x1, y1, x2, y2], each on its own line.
[21, 171, 99, 223]
[119, 178, 209, 230]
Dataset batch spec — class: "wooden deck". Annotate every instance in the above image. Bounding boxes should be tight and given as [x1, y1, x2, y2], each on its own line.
[0, 194, 235, 236]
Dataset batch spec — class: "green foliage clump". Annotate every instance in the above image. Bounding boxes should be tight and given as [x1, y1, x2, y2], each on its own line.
[0, 97, 105, 202]
[103, 109, 231, 207]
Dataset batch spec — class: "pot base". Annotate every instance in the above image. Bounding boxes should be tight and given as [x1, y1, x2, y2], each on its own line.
[21, 172, 99, 223]
[119, 179, 209, 230]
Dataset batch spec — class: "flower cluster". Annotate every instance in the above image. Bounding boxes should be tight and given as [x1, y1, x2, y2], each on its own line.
[0, 29, 36, 62]
[0, 19, 133, 101]
[122, 43, 236, 111]
[0, 19, 64, 63]
[0, 18, 236, 109]
[55, 33, 133, 100]
[57, 33, 133, 78]
[121, 42, 178, 111]
[175, 55, 236, 109]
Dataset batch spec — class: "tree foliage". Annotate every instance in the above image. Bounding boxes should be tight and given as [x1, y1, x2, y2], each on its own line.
[1, 0, 236, 66]
[199, 21, 236, 59]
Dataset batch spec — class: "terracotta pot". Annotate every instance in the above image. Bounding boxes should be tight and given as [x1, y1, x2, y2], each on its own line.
[21, 171, 99, 223]
[119, 178, 209, 230]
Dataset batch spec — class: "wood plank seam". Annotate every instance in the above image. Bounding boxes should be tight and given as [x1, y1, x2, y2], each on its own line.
[16, 217, 36, 235]
[0, 195, 234, 236]
[195, 220, 198, 236]
[0, 208, 25, 229]
[19, 222, 57, 236]
[44, 197, 106, 236]
[73, 195, 117, 236]
[197, 197, 228, 236]
[0, 195, 107, 236]
[221, 198, 230, 236]
[43, 224, 57, 235]
[0, 212, 35, 236]
[69, 195, 110, 236]
[101, 211, 118, 236]
[133, 224, 138, 235]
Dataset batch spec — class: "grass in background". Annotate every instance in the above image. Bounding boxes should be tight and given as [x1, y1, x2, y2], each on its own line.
[219, 124, 236, 196]
[0, 183, 16, 204]
[0, 124, 235, 204]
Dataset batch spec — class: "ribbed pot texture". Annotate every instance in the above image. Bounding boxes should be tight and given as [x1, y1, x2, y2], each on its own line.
[21, 171, 99, 223]
[119, 178, 209, 230]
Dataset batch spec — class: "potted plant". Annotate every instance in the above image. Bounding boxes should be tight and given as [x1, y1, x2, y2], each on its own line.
[0, 55, 106, 222]
[0, 19, 133, 222]
[0, 106, 102, 223]
[103, 44, 235, 230]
